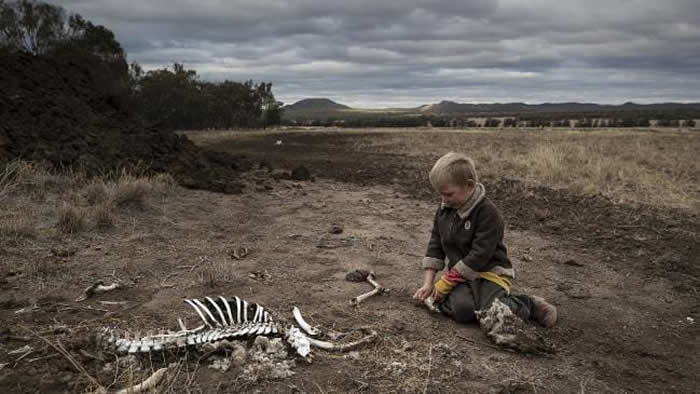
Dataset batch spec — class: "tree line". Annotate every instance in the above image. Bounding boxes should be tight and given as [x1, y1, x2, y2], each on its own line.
[1, 0, 283, 129]
[286, 115, 697, 128]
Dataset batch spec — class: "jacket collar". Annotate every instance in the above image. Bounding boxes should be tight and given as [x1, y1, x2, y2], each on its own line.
[441, 183, 486, 219]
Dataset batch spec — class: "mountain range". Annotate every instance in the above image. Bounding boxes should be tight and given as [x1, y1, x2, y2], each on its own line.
[282, 98, 700, 119]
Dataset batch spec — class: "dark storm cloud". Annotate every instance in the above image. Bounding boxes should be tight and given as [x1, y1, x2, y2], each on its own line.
[54, 0, 700, 106]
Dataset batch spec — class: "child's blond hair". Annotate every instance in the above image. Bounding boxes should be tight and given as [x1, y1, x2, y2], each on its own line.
[429, 152, 478, 189]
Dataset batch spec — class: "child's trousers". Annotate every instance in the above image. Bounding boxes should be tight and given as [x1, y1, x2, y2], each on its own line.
[439, 278, 533, 323]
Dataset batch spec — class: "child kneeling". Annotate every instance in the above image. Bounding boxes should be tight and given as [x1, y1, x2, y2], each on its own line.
[413, 152, 557, 328]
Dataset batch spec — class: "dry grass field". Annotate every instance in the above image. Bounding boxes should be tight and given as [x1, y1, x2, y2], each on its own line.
[1, 128, 698, 393]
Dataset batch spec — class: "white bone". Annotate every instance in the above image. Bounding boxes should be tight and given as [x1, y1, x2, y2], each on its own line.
[243, 300, 249, 322]
[234, 297, 242, 323]
[253, 304, 262, 323]
[192, 298, 221, 327]
[205, 297, 228, 326]
[128, 342, 140, 353]
[220, 296, 234, 325]
[114, 367, 168, 394]
[293, 306, 321, 336]
[306, 329, 378, 351]
[184, 299, 214, 329]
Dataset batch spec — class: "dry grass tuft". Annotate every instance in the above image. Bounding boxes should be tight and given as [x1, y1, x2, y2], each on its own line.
[56, 202, 86, 234]
[113, 175, 152, 208]
[83, 181, 110, 205]
[92, 201, 115, 229]
[0, 211, 35, 240]
[197, 260, 237, 288]
[151, 172, 177, 195]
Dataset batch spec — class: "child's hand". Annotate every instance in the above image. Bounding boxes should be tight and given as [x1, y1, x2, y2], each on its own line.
[413, 284, 434, 301]
[431, 287, 444, 302]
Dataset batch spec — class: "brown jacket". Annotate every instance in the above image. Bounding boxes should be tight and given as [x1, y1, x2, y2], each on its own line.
[422, 184, 515, 280]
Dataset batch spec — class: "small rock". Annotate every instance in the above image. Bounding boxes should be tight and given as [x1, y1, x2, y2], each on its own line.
[290, 166, 311, 181]
[232, 346, 247, 366]
[253, 336, 270, 352]
[346, 351, 361, 360]
[562, 259, 584, 267]
[345, 269, 370, 282]
[329, 225, 344, 234]
[522, 254, 533, 262]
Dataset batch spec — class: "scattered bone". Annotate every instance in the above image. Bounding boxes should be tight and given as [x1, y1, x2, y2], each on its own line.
[230, 246, 249, 260]
[76, 281, 121, 302]
[248, 270, 271, 282]
[349, 271, 389, 306]
[292, 307, 321, 336]
[305, 328, 378, 352]
[8, 344, 33, 355]
[14, 304, 39, 314]
[475, 299, 555, 355]
[209, 357, 231, 372]
[0, 363, 6, 371]
[112, 367, 168, 394]
[423, 297, 441, 313]
[244, 337, 295, 382]
[98, 301, 128, 306]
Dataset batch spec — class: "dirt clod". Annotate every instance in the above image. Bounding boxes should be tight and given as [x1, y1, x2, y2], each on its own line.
[290, 166, 312, 181]
[345, 269, 371, 282]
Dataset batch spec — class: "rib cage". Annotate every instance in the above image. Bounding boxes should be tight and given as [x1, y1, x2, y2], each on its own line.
[183, 296, 272, 328]
[97, 296, 294, 354]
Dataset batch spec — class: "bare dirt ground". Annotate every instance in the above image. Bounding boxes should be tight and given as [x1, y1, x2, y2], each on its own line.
[1, 128, 699, 393]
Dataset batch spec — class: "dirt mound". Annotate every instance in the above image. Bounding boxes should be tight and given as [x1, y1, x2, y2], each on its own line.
[0, 50, 246, 193]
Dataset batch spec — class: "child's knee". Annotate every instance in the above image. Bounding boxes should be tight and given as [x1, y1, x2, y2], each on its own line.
[450, 297, 477, 323]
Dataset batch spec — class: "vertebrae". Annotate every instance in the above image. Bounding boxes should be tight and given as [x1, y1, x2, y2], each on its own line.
[98, 296, 318, 357]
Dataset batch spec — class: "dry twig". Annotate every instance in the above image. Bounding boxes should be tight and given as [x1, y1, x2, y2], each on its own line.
[19, 324, 104, 391]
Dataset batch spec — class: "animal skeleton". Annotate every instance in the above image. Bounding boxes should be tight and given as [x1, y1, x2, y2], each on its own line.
[97, 296, 377, 359]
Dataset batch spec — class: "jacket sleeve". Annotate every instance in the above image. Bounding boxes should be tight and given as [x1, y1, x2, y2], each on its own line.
[422, 206, 445, 271]
[452, 203, 503, 280]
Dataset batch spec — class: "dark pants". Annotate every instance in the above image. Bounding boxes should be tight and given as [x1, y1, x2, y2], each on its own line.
[439, 279, 533, 324]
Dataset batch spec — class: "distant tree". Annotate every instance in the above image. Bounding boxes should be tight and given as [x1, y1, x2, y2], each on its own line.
[0, 0, 64, 54]
[0, 0, 124, 60]
[685, 119, 696, 127]
[484, 118, 500, 127]
[257, 82, 283, 128]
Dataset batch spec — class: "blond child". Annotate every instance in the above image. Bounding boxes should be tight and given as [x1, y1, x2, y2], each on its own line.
[413, 152, 557, 327]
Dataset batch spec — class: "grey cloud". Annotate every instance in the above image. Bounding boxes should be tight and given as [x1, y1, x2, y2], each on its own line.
[51, 0, 700, 106]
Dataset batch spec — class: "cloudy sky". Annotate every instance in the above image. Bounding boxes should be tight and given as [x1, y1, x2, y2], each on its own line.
[55, 0, 700, 107]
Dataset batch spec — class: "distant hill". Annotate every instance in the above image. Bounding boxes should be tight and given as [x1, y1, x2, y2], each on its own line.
[284, 98, 700, 117]
[281, 97, 700, 127]
[283, 98, 351, 113]
[418, 100, 700, 114]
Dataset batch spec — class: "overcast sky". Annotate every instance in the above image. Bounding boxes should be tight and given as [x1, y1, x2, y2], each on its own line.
[55, 0, 700, 107]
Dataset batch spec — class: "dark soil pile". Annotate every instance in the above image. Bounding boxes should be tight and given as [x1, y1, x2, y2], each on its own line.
[0, 50, 246, 193]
